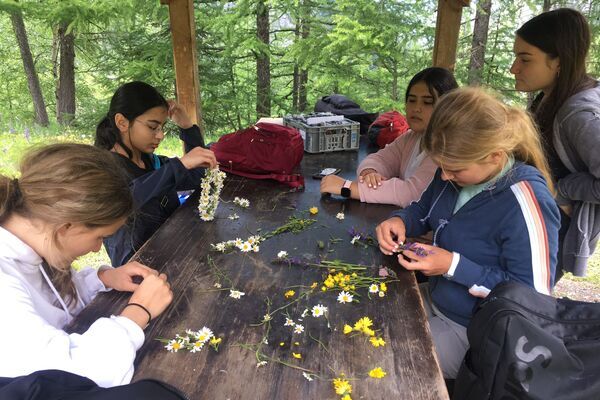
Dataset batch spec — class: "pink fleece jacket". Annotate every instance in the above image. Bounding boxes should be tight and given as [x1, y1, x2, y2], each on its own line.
[356, 130, 437, 207]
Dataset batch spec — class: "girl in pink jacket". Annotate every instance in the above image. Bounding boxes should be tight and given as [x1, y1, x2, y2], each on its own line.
[321, 67, 458, 207]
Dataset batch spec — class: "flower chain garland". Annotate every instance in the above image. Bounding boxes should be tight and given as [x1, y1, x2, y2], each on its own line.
[198, 167, 227, 221]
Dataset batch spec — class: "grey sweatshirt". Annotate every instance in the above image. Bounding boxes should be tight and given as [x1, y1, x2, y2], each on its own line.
[553, 83, 600, 276]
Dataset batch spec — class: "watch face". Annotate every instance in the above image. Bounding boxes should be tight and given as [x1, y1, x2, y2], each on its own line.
[341, 187, 351, 197]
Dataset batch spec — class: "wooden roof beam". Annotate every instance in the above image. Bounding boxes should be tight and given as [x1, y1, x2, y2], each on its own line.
[433, 0, 471, 71]
[161, 0, 203, 131]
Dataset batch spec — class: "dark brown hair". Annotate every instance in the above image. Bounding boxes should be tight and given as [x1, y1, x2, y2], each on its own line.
[517, 8, 595, 136]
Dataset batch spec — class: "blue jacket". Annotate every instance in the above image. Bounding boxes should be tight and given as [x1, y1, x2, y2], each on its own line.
[104, 125, 206, 266]
[392, 163, 560, 326]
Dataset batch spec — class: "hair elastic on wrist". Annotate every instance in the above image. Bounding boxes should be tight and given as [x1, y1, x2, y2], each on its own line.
[124, 302, 152, 326]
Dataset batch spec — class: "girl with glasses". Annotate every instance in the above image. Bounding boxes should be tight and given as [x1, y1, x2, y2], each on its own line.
[95, 81, 217, 266]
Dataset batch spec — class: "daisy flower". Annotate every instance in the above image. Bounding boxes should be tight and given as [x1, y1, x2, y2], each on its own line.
[369, 283, 379, 294]
[337, 291, 353, 304]
[294, 324, 305, 334]
[263, 314, 272, 322]
[302, 372, 313, 381]
[252, 244, 260, 252]
[213, 282, 222, 288]
[228, 213, 239, 220]
[311, 304, 327, 318]
[336, 212, 345, 220]
[284, 318, 295, 327]
[256, 361, 268, 368]
[190, 340, 204, 353]
[378, 291, 385, 298]
[239, 241, 252, 252]
[196, 327, 214, 342]
[229, 290, 245, 299]
[234, 238, 243, 247]
[165, 339, 183, 353]
[277, 250, 288, 259]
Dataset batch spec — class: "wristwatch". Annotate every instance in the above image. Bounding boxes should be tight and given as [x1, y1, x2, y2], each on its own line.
[341, 180, 352, 198]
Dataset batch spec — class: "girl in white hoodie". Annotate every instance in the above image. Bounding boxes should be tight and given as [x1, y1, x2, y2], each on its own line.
[0, 143, 173, 387]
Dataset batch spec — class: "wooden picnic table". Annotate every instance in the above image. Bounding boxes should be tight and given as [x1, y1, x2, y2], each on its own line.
[68, 137, 448, 400]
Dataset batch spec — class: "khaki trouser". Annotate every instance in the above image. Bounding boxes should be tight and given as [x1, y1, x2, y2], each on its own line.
[419, 283, 469, 379]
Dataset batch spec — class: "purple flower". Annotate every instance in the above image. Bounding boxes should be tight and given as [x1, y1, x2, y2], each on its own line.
[397, 242, 433, 257]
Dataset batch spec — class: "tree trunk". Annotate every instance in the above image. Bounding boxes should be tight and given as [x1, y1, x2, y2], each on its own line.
[297, 10, 309, 113]
[10, 9, 49, 126]
[57, 22, 76, 125]
[256, 0, 271, 118]
[468, 0, 492, 86]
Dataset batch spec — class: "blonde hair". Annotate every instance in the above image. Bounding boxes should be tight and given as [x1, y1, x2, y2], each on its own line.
[422, 87, 554, 193]
[0, 143, 133, 304]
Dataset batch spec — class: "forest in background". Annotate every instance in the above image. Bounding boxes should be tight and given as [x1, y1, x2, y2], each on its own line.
[1, 0, 599, 138]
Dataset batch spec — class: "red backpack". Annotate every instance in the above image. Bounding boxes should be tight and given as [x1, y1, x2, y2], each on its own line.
[367, 111, 410, 148]
[211, 123, 305, 188]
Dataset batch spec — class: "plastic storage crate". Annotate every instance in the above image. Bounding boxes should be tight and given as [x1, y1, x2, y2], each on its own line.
[283, 113, 360, 153]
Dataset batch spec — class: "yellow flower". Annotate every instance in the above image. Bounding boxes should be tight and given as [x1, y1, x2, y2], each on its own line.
[284, 290, 296, 298]
[309, 207, 318, 215]
[380, 282, 387, 292]
[343, 324, 353, 334]
[370, 337, 386, 347]
[354, 317, 373, 331]
[363, 328, 376, 337]
[310, 282, 318, 289]
[368, 367, 387, 379]
[321, 286, 327, 292]
[292, 352, 302, 359]
[324, 278, 335, 288]
[280, 342, 285, 346]
[333, 378, 352, 395]
[351, 272, 358, 278]
[342, 395, 352, 400]
[294, 341, 300, 346]
[210, 337, 222, 345]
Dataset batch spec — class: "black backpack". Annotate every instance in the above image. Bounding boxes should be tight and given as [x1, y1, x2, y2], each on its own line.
[0, 370, 188, 400]
[314, 94, 378, 135]
[454, 281, 600, 400]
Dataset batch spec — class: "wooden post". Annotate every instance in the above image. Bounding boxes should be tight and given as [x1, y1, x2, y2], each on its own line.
[432, 0, 470, 71]
[161, 0, 203, 132]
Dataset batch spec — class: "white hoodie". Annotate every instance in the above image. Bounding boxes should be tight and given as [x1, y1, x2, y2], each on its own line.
[0, 226, 144, 387]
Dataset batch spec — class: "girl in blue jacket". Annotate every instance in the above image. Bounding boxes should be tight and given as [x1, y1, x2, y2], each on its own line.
[376, 87, 560, 379]
[95, 81, 217, 266]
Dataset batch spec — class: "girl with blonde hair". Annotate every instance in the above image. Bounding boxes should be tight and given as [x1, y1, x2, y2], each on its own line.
[376, 87, 560, 378]
[0, 143, 173, 388]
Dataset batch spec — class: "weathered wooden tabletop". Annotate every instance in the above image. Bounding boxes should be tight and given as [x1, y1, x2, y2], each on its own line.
[68, 138, 448, 400]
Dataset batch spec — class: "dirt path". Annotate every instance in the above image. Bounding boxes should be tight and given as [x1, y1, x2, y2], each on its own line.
[554, 279, 600, 302]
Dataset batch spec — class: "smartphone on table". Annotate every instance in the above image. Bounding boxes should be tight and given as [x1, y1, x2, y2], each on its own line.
[312, 168, 341, 179]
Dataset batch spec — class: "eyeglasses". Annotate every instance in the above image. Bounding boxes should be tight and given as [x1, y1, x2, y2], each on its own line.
[135, 119, 167, 136]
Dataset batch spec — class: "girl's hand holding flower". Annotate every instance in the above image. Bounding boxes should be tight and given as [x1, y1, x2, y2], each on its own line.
[397, 243, 453, 276]
[375, 217, 406, 255]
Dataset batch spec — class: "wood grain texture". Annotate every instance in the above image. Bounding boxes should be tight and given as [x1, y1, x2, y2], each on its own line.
[68, 140, 448, 400]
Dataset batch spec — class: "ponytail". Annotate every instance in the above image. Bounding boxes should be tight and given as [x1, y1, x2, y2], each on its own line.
[506, 108, 554, 194]
[95, 115, 133, 159]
